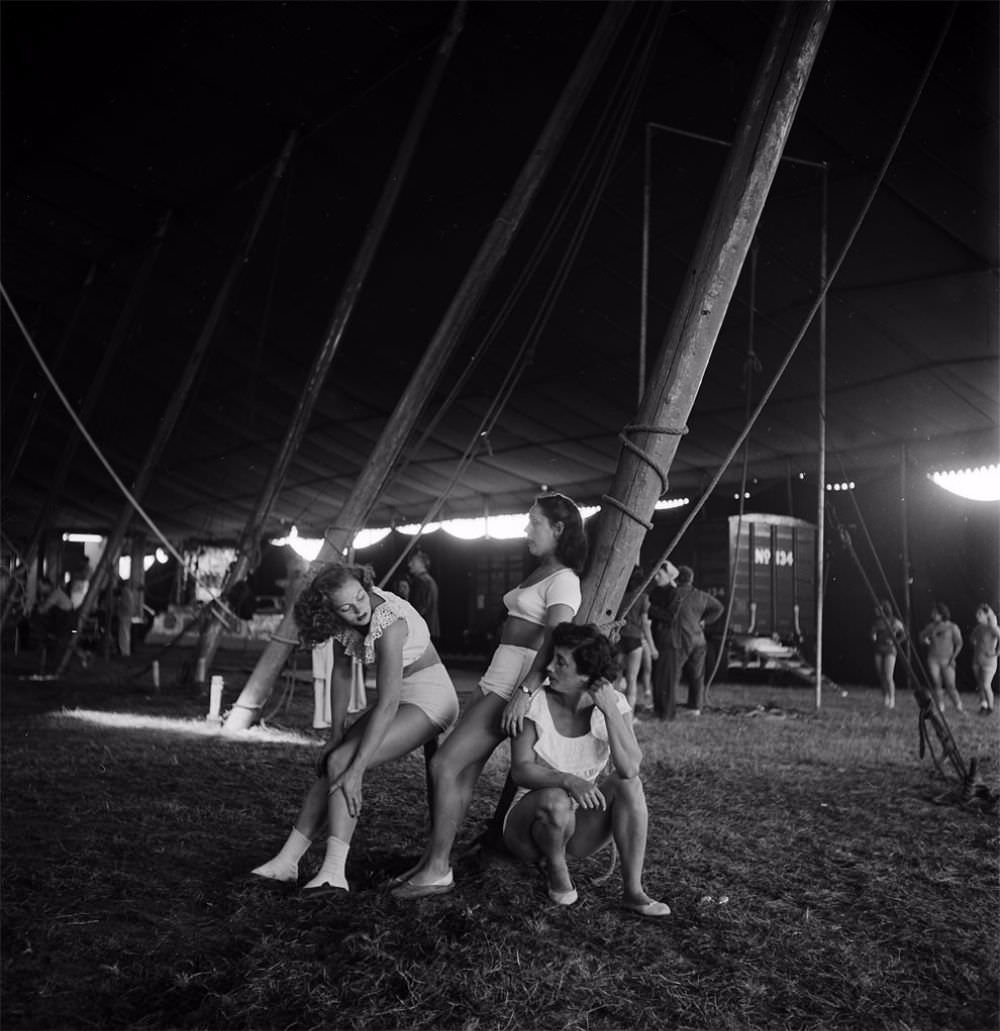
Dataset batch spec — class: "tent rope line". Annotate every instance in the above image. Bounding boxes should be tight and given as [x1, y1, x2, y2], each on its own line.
[372, 5, 666, 588]
[618, 0, 958, 621]
[0, 282, 240, 625]
[355, 3, 668, 528]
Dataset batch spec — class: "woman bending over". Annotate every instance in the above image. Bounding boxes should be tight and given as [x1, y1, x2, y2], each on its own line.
[391, 493, 586, 899]
[251, 563, 458, 895]
[503, 622, 669, 917]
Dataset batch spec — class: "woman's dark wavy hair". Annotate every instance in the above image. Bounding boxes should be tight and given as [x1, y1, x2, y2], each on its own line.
[294, 563, 375, 646]
[534, 492, 587, 574]
[932, 602, 950, 621]
[551, 622, 620, 685]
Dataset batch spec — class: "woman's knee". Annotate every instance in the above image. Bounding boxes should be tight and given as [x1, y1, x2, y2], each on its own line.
[604, 772, 646, 807]
[535, 788, 575, 827]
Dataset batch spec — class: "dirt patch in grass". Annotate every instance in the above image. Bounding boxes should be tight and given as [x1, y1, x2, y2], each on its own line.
[2, 670, 997, 1030]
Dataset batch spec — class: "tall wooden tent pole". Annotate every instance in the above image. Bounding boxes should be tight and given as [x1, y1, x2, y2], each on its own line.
[816, 162, 828, 709]
[195, 3, 467, 684]
[4, 264, 97, 493]
[577, 1, 833, 628]
[56, 134, 296, 675]
[900, 444, 913, 692]
[225, 1, 632, 730]
[5, 214, 171, 629]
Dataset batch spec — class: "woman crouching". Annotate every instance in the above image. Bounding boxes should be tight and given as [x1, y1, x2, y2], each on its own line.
[251, 563, 458, 895]
[503, 622, 669, 917]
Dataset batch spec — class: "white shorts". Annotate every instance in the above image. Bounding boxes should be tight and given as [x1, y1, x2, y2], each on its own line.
[479, 644, 538, 701]
[401, 662, 460, 732]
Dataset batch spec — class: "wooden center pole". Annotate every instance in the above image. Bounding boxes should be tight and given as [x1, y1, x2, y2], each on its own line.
[224, 2, 633, 730]
[578, 1, 833, 628]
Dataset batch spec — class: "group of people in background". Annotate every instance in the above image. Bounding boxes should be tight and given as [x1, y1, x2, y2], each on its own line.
[871, 599, 999, 715]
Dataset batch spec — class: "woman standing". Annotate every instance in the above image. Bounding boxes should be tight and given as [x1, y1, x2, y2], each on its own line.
[503, 622, 669, 917]
[969, 604, 999, 715]
[391, 493, 586, 899]
[617, 566, 656, 711]
[251, 564, 458, 894]
[919, 603, 964, 713]
[870, 599, 905, 709]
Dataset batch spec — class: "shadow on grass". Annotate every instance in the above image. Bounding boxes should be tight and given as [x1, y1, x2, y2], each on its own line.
[2, 672, 998, 1030]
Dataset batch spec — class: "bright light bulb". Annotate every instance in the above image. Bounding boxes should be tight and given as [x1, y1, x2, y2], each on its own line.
[928, 464, 1000, 502]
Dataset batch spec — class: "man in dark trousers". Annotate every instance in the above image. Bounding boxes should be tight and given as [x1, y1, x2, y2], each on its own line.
[664, 565, 724, 715]
[647, 561, 678, 720]
[407, 549, 440, 641]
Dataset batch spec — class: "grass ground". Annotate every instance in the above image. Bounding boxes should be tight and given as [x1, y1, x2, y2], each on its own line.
[2, 652, 998, 1031]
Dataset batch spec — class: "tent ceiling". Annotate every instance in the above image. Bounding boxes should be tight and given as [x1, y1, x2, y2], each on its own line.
[2, 1, 997, 546]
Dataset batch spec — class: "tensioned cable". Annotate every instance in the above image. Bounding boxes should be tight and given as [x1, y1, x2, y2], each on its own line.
[706, 244, 760, 692]
[620, 1, 959, 618]
[382, 3, 667, 503]
[377, 5, 667, 586]
[0, 283, 236, 617]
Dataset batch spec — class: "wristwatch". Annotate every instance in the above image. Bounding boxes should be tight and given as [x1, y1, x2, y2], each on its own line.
[519, 683, 534, 696]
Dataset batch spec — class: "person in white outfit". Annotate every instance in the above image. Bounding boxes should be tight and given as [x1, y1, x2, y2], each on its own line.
[251, 563, 458, 896]
[503, 622, 670, 918]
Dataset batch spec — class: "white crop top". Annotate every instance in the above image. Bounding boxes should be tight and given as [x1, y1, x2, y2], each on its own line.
[503, 568, 581, 626]
[525, 689, 632, 783]
[331, 588, 429, 667]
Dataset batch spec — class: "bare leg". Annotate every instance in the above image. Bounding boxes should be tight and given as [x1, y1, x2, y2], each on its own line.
[569, 775, 666, 912]
[257, 704, 436, 890]
[927, 659, 946, 710]
[503, 787, 576, 899]
[400, 691, 507, 886]
[976, 661, 997, 711]
[624, 647, 642, 709]
[639, 641, 653, 707]
[941, 662, 963, 711]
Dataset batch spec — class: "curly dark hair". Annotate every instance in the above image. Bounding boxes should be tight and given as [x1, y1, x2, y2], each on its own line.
[294, 563, 375, 646]
[551, 622, 620, 685]
[534, 492, 588, 574]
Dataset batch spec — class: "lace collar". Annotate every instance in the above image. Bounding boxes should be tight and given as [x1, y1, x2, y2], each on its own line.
[331, 588, 404, 665]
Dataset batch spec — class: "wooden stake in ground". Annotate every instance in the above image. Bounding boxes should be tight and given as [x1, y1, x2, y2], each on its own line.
[225, 2, 632, 731]
[578, 1, 833, 629]
[194, 3, 467, 685]
[56, 135, 296, 676]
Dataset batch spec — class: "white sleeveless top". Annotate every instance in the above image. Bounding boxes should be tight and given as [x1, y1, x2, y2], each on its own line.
[524, 689, 632, 782]
[330, 588, 430, 667]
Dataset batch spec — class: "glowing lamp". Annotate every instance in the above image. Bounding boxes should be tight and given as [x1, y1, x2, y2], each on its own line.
[927, 464, 1000, 502]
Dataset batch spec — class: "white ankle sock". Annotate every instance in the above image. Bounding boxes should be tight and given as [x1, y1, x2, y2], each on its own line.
[251, 827, 312, 882]
[303, 835, 350, 891]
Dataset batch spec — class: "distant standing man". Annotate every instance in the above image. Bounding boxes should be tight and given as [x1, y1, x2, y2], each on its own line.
[664, 566, 723, 716]
[407, 550, 440, 642]
[647, 562, 678, 720]
[919, 603, 963, 712]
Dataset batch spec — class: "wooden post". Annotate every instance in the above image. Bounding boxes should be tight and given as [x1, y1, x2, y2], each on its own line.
[3, 263, 97, 492]
[816, 161, 828, 709]
[3, 215, 171, 631]
[225, 2, 632, 730]
[578, 2, 832, 628]
[900, 444, 913, 692]
[195, 4, 467, 684]
[57, 135, 296, 675]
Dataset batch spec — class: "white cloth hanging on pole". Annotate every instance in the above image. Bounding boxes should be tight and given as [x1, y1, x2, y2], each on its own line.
[311, 640, 367, 728]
